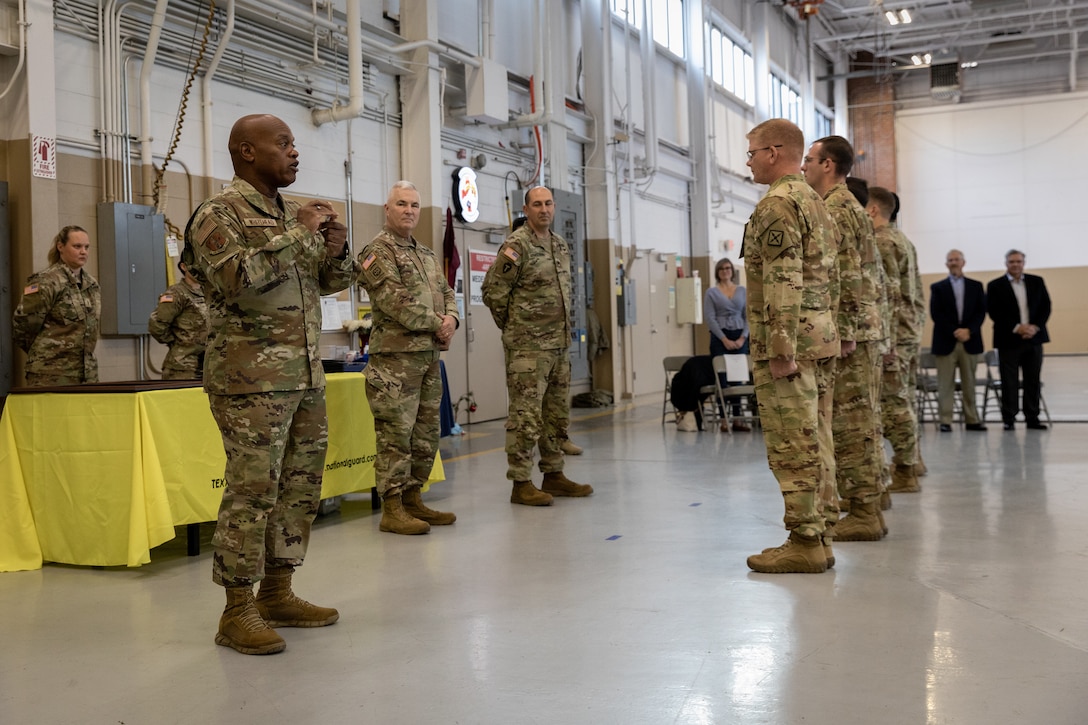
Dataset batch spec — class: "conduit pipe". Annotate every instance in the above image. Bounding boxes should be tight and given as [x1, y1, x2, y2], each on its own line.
[499, 0, 549, 129]
[203, 0, 236, 197]
[312, 0, 363, 126]
[637, 0, 657, 179]
[0, 0, 26, 102]
[139, 0, 171, 205]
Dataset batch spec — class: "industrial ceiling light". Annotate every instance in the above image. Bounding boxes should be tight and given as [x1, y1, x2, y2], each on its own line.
[911, 52, 932, 66]
[884, 8, 912, 25]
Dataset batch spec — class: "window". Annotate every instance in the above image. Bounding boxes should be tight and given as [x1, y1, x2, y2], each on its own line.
[814, 110, 833, 139]
[770, 74, 802, 124]
[612, 0, 686, 57]
[705, 22, 754, 104]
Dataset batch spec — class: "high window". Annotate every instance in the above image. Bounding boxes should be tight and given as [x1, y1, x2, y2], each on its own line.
[611, 0, 686, 57]
[706, 23, 754, 105]
[769, 73, 801, 124]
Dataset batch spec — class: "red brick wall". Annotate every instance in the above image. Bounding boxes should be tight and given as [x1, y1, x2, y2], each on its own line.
[847, 56, 898, 191]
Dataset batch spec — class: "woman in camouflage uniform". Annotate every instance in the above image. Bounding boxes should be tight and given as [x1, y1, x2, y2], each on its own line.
[13, 225, 101, 386]
[147, 258, 209, 380]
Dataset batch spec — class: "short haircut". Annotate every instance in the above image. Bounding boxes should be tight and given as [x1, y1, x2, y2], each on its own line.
[524, 185, 552, 205]
[815, 135, 855, 177]
[868, 186, 896, 219]
[891, 191, 901, 222]
[512, 215, 528, 231]
[1005, 249, 1025, 261]
[387, 179, 418, 203]
[747, 118, 805, 157]
[845, 177, 869, 207]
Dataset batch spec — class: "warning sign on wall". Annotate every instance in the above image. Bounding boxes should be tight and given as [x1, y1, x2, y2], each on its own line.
[32, 135, 56, 179]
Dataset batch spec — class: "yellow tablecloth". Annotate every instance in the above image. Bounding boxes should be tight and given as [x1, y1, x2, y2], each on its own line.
[0, 373, 443, 571]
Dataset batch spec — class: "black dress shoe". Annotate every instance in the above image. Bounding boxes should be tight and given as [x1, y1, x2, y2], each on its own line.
[1003, 422, 1015, 431]
[1026, 421, 1048, 430]
[939, 424, 952, 432]
[965, 423, 988, 431]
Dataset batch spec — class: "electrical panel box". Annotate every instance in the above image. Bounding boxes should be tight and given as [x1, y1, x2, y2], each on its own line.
[676, 276, 702, 325]
[552, 189, 590, 385]
[465, 57, 509, 125]
[617, 278, 637, 327]
[97, 202, 166, 335]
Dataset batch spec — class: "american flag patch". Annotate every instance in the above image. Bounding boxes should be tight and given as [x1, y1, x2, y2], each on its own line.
[502, 246, 519, 262]
[24, 283, 39, 295]
[159, 293, 174, 303]
[362, 253, 376, 270]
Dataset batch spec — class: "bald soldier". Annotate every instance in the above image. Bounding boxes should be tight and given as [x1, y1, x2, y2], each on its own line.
[743, 119, 840, 574]
[482, 186, 593, 506]
[186, 114, 358, 655]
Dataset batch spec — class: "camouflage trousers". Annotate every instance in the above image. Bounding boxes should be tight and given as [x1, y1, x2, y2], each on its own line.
[752, 356, 836, 539]
[503, 347, 570, 482]
[881, 347, 919, 467]
[365, 350, 442, 498]
[833, 341, 885, 504]
[208, 388, 328, 587]
[161, 365, 201, 381]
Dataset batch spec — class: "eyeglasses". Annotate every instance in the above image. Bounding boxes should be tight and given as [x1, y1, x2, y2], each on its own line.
[803, 156, 828, 165]
[747, 145, 782, 160]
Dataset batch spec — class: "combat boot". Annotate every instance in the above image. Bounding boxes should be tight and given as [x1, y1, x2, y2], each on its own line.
[215, 586, 286, 655]
[880, 491, 892, 510]
[888, 464, 921, 493]
[256, 566, 340, 627]
[835, 501, 886, 541]
[510, 480, 553, 506]
[560, 439, 584, 455]
[914, 455, 928, 477]
[541, 471, 594, 497]
[379, 492, 431, 534]
[747, 531, 828, 573]
[402, 486, 456, 525]
[822, 534, 835, 569]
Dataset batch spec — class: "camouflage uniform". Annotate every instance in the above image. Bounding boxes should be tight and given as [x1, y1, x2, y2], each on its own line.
[186, 175, 357, 587]
[13, 263, 100, 386]
[745, 174, 840, 539]
[825, 184, 888, 506]
[481, 224, 572, 482]
[875, 224, 923, 469]
[358, 226, 458, 498]
[147, 280, 209, 380]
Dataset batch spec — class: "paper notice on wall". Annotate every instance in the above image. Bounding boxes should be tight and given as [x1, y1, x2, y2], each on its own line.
[32, 135, 56, 179]
[321, 296, 343, 331]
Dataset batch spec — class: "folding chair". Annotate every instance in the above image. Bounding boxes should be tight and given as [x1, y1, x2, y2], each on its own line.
[662, 355, 690, 425]
[711, 354, 758, 432]
[915, 351, 941, 428]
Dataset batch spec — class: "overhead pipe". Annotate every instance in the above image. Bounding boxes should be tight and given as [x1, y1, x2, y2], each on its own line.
[312, 0, 363, 126]
[0, 0, 26, 102]
[139, 0, 171, 205]
[203, 0, 236, 197]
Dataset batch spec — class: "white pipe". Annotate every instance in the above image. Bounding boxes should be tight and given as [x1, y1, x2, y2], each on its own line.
[498, 0, 549, 129]
[99, 0, 118, 201]
[481, 0, 495, 58]
[139, 0, 170, 205]
[638, 0, 657, 178]
[312, 0, 363, 126]
[203, 0, 236, 197]
[0, 0, 26, 102]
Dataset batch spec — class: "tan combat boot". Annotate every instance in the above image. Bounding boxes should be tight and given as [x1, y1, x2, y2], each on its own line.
[215, 586, 286, 655]
[747, 531, 828, 573]
[255, 566, 339, 627]
[834, 501, 886, 541]
[822, 534, 835, 569]
[914, 455, 928, 477]
[880, 490, 892, 510]
[402, 486, 456, 525]
[510, 481, 553, 506]
[560, 439, 584, 455]
[541, 471, 594, 497]
[379, 492, 431, 534]
[888, 464, 921, 493]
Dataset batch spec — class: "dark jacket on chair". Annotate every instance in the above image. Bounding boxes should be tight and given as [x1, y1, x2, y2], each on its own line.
[986, 274, 1051, 350]
[930, 276, 986, 356]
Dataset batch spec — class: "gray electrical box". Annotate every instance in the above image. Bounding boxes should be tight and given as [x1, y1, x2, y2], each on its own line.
[552, 189, 590, 385]
[97, 202, 166, 335]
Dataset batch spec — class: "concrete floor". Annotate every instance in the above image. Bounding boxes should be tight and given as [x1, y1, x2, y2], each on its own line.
[1, 356, 1087, 724]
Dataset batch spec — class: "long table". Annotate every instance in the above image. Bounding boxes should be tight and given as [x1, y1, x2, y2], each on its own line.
[0, 373, 443, 572]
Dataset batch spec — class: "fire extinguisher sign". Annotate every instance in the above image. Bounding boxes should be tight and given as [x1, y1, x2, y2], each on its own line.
[32, 134, 57, 180]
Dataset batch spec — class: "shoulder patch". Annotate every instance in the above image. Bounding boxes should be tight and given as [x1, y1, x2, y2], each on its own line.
[196, 215, 228, 254]
[24, 283, 39, 295]
[159, 293, 174, 303]
[502, 246, 520, 262]
[765, 229, 785, 247]
[362, 253, 376, 270]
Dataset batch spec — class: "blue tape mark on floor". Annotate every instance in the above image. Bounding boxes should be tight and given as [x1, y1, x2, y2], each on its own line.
[606, 535, 622, 541]
[690, 502, 701, 507]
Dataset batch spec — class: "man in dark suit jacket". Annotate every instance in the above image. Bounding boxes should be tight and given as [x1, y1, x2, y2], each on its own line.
[930, 249, 987, 431]
[986, 249, 1051, 430]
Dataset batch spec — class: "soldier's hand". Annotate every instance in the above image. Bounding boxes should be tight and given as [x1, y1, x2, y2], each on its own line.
[321, 221, 348, 257]
[840, 340, 857, 358]
[298, 200, 336, 233]
[769, 357, 797, 380]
